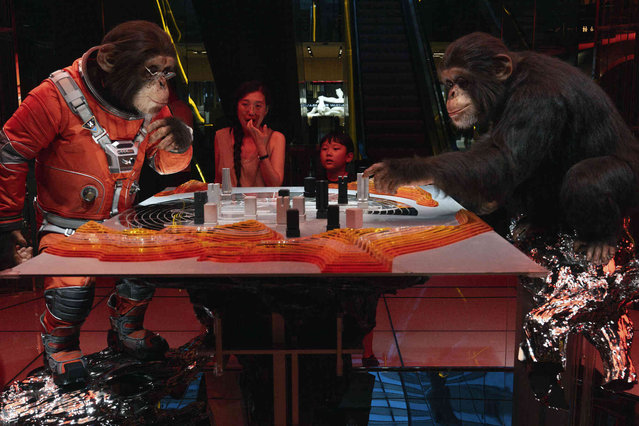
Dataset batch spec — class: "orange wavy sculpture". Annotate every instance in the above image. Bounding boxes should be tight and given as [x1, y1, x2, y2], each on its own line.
[156, 179, 438, 207]
[155, 180, 207, 197]
[45, 210, 491, 272]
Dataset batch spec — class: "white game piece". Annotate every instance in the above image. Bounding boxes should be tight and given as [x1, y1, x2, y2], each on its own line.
[292, 196, 306, 221]
[221, 168, 232, 194]
[356, 172, 369, 202]
[204, 203, 218, 224]
[276, 196, 289, 225]
[244, 195, 257, 220]
[208, 183, 221, 204]
[346, 208, 363, 228]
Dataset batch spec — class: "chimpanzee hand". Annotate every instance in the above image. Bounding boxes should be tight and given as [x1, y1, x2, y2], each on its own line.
[574, 240, 617, 266]
[363, 158, 434, 194]
[147, 117, 192, 153]
[0, 229, 32, 269]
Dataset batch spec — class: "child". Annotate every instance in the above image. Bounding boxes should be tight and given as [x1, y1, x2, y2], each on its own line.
[318, 131, 378, 366]
[318, 131, 355, 183]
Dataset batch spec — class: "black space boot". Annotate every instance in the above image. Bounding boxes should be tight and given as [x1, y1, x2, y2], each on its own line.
[41, 286, 95, 387]
[107, 279, 168, 360]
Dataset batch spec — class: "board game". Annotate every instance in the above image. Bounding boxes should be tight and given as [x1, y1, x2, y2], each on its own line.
[121, 191, 418, 230]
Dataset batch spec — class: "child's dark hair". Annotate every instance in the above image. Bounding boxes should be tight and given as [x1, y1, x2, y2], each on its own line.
[230, 80, 272, 186]
[319, 131, 354, 153]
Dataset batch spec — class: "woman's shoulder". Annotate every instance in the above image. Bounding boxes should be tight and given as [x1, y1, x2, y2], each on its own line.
[215, 127, 234, 144]
[270, 130, 286, 143]
[215, 127, 232, 137]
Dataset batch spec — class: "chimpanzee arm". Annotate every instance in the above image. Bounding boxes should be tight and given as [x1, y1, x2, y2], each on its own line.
[561, 156, 636, 245]
[373, 91, 567, 212]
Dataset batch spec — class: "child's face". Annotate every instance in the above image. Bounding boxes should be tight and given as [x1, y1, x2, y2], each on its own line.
[237, 91, 268, 131]
[320, 139, 354, 174]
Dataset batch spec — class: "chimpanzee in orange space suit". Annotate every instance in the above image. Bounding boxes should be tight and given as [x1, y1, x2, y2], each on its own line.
[0, 21, 193, 387]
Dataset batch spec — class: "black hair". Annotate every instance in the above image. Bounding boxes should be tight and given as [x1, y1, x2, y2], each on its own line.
[230, 80, 272, 186]
[319, 131, 354, 153]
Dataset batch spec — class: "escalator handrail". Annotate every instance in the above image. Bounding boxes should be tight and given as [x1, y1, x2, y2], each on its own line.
[401, 0, 454, 153]
[346, 0, 368, 159]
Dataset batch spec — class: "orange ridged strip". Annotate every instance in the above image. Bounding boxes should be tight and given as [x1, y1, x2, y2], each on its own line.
[155, 179, 207, 197]
[336, 181, 438, 207]
[45, 210, 491, 272]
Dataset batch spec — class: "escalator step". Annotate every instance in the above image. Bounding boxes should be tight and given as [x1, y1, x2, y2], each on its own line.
[361, 62, 413, 73]
[357, 0, 402, 9]
[364, 92, 420, 102]
[359, 41, 408, 51]
[365, 133, 429, 147]
[358, 34, 406, 44]
[364, 119, 425, 133]
[362, 82, 420, 93]
[361, 72, 414, 84]
[357, 15, 403, 25]
[359, 44, 409, 56]
[357, 23, 405, 35]
[365, 106, 422, 120]
[359, 51, 411, 62]
[365, 146, 433, 160]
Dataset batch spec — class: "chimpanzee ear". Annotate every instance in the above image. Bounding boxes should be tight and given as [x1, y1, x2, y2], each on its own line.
[96, 44, 116, 73]
[493, 53, 513, 81]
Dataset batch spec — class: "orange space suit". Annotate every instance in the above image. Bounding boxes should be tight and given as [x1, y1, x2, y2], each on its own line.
[0, 49, 192, 386]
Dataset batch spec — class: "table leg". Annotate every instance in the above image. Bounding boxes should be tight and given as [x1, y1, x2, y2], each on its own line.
[337, 315, 343, 376]
[291, 353, 299, 425]
[214, 315, 223, 376]
[272, 313, 287, 425]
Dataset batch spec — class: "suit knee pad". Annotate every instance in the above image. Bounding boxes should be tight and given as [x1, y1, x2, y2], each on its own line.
[115, 278, 155, 301]
[44, 286, 95, 322]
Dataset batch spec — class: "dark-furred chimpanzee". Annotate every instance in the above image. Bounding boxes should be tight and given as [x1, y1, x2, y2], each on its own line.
[0, 20, 192, 387]
[365, 32, 639, 265]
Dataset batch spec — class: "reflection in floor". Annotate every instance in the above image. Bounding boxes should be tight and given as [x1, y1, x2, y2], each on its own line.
[364, 370, 513, 425]
[1, 275, 638, 424]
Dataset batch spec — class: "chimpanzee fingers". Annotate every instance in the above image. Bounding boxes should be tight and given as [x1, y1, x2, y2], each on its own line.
[582, 242, 616, 265]
[13, 246, 33, 264]
[156, 134, 177, 151]
[11, 229, 27, 248]
[363, 163, 382, 178]
[149, 125, 172, 144]
[146, 118, 167, 134]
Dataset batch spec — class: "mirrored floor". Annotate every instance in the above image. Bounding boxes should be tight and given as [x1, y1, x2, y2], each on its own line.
[1, 275, 638, 424]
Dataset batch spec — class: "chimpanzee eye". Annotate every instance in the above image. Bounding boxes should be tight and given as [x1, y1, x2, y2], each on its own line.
[455, 77, 469, 89]
[444, 80, 454, 90]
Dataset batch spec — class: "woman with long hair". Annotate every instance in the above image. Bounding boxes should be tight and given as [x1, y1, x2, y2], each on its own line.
[214, 81, 285, 187]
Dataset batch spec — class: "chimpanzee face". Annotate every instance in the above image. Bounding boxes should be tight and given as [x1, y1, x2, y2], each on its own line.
[440, 67, 478, 130]
[131, 55, 176, 116]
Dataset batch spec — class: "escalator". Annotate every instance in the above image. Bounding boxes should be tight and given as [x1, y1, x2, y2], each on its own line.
[350, 0, 452, 161]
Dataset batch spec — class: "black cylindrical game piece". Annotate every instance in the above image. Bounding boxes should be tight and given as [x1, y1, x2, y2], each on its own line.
[278, 188, 290, 197]
[193, 191, 208, 224]
[338, 176, 348, 205]
[286, 208, 300, 238]
[327, 205, 340, 231]
[304, 176, 316, 198]
[316, 179, 328, 219]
